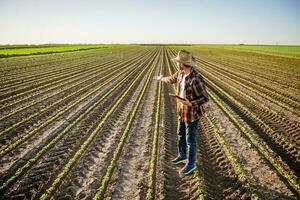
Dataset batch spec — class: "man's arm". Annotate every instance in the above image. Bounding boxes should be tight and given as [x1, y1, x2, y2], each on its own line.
[153, 71, 179, 84]
[190, 77, 209, 106]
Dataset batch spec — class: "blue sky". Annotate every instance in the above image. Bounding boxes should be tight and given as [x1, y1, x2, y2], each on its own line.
[0, 0, 299, 44]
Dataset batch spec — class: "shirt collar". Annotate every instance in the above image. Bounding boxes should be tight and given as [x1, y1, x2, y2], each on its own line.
[181, 66, 195, 78]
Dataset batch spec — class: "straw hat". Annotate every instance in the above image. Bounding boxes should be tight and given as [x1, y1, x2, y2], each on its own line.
[171, 49, 196, 67]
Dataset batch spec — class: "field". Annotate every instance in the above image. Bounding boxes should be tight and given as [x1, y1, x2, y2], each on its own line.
[0, 44, 120, 58]
[190, 44, 300, 58]
[0, 45, 299, 199]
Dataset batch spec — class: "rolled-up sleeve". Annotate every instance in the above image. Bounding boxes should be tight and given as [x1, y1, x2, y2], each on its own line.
[191, 77, 209, 106]
[161, 71, 179, 84]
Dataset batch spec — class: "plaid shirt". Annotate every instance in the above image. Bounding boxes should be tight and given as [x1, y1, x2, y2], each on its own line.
[162, 66, 209, 123]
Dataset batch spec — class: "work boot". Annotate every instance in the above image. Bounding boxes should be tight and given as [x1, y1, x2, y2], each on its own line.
[170, 156, 187, 165]
[179, 164, 196, 176]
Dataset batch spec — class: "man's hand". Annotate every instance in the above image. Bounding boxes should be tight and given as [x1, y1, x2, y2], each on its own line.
[153, 75, 163, 81]
[177, 98, 192, 106]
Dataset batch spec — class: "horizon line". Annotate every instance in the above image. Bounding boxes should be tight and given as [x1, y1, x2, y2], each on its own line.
[1, 43, 300, 46]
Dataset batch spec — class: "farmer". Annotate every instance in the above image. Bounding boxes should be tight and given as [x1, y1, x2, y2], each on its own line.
[153, 49, 209, 176]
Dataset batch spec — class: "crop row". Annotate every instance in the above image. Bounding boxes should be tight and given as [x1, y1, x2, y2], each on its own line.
[0, 49, 154, 135]
[196, 59, 300, 115]
[0, 46, 143, 90]
[0, 48, 159, 197]
[0, 49, 156, 159]
[0, 49, 157, 161]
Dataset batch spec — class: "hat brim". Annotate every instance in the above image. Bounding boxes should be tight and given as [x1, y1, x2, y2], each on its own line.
[171, 57, 196, 67]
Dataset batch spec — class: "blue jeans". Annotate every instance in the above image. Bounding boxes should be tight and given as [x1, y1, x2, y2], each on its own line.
[177, 116, 199, 166]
